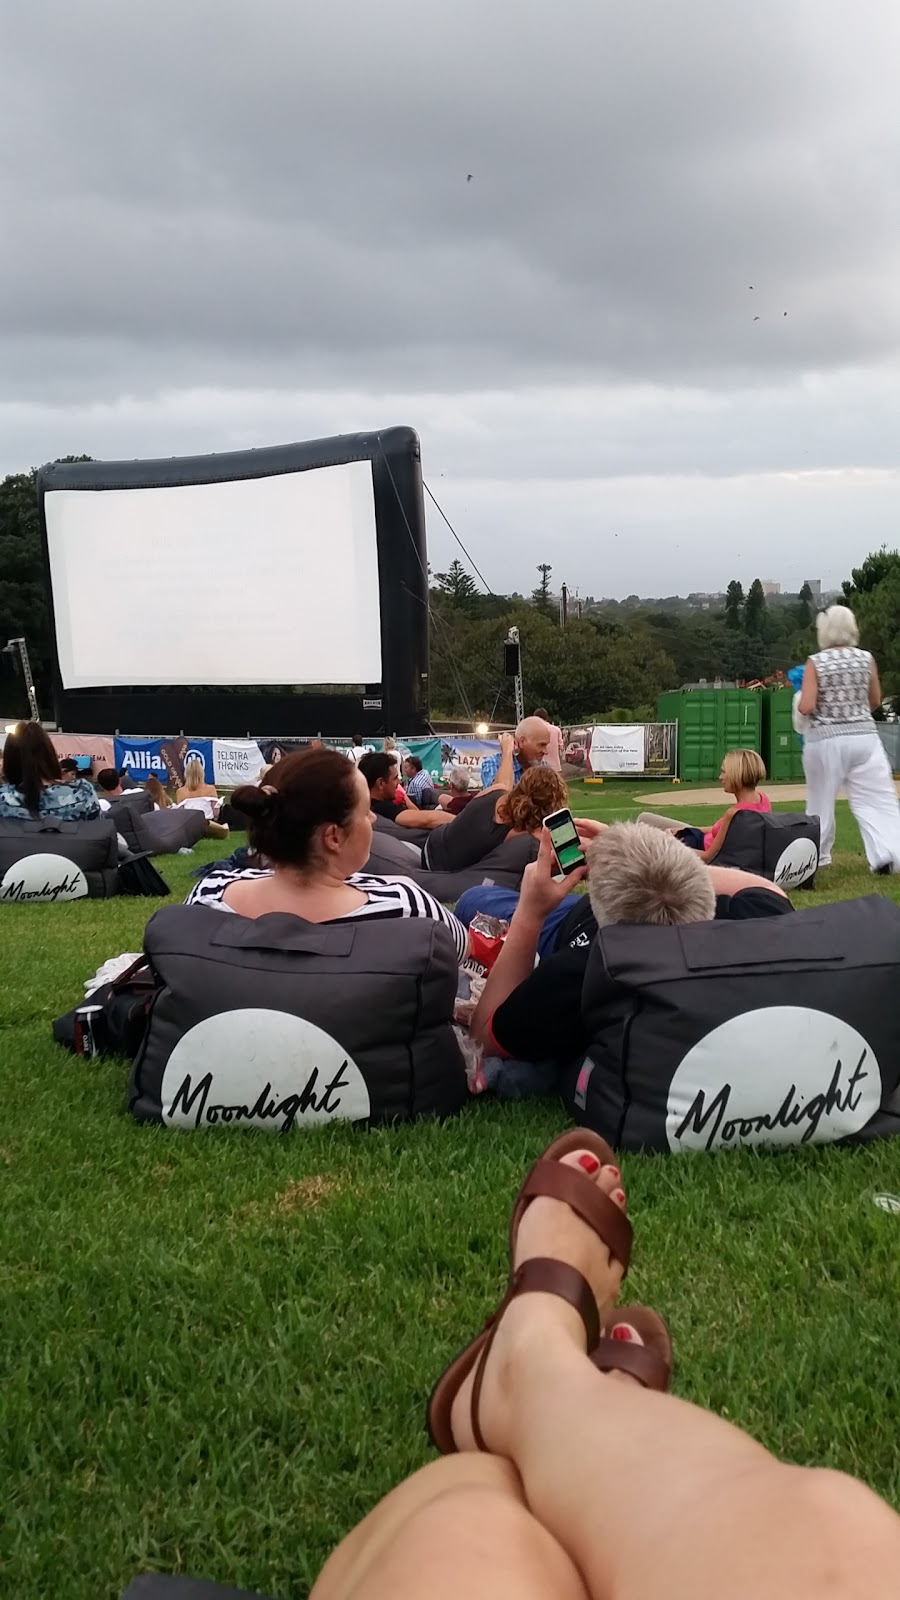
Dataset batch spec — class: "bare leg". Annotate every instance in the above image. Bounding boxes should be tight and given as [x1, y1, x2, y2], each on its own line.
[636, 810, 687, 830]
[450, 1154, 900, 1600]
[311, 1453, 588, 1600]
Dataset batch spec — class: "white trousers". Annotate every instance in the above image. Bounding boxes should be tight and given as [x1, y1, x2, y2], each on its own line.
[803, 732, 900, 870]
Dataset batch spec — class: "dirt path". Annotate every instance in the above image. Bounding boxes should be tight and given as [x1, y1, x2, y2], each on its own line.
[637, 781, 900, 805]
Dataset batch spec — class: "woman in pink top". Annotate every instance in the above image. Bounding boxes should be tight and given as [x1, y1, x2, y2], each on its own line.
[700, 748, 771, 857]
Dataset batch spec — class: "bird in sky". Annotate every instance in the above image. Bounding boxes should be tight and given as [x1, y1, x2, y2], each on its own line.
[753, 315, 760, 321]
[467, 173, 473, 182]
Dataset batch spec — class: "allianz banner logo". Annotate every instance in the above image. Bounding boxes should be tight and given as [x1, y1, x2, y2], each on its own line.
[121, 745, 209, 776]
[666, 1006, 881, 1152]
[121, 751, 166, 771]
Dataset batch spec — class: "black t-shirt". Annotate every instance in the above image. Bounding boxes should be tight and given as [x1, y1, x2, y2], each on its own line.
[424, 789, 510, 872]
[370, 796, 409, 823]
[488, 888, 793, 1065]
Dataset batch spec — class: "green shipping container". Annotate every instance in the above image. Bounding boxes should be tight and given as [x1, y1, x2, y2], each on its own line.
[762, 687, 805, 783]
[656, 688, 762, 784]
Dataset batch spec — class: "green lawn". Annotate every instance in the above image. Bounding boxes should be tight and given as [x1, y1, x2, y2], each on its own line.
[2, 786, 900, 1598]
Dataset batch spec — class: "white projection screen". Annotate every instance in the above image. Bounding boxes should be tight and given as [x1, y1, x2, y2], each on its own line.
[37, 428, 431, 736]
[45, 461, 381, 688]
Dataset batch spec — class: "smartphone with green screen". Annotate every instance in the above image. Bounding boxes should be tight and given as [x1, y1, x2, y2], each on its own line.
[543, 807, 587, 880]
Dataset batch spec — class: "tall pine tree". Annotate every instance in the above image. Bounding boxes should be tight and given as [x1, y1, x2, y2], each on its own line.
[532, 563, 554, 618]
[744, 578, 766, 636]
[724, 579, 744, 629]
[434, 558, 479, 609]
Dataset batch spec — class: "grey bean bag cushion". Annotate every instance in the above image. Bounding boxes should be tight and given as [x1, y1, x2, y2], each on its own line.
[107, 791, 155, 854]
[0, 815, 120, 900]
[136, 807, 209, 855]
[128, 904, 467, 1129]
[713, 810, 820, 891]
[363, 829, 536, 902]
[564, 894, 900, 1153]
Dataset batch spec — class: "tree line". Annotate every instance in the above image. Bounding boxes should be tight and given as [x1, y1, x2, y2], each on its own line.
[429, 560, 819, 723]
[2, 462, 896, 725]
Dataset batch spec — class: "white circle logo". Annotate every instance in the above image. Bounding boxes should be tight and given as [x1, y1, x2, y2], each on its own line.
[160, 1009, 372, 1132]
[666, 1007, 881, 1153]
[0, 853, 88, 903]
[773, 837, 818, 889]
[873, 1193, 900, 1214]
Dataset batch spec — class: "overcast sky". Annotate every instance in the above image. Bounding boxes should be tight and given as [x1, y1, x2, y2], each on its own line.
[3, 0, 900, 597]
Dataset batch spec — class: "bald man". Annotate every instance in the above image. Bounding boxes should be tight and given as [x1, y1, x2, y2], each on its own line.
[480, 717, 552, 791]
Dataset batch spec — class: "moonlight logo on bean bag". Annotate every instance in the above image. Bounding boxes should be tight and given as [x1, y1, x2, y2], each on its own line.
[0, 853, 88, 903]
[666, 1006, 881, 1153]
[773, 837, 819, 890]
[160, 1009, 372, 1132]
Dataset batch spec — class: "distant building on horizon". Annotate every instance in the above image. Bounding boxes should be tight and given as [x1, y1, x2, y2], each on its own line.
[804, 578, 822, 600]
[761, 580, 781, 597]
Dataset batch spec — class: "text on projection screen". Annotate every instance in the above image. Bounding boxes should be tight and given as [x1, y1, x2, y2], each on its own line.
[45, 461, 383, 688]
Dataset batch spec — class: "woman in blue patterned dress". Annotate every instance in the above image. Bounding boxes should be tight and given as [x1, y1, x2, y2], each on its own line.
[0, 722, 101, 821]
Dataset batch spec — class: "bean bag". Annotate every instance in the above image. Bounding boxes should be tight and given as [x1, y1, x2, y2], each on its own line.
[0, 816, 119, 901]
[128, 904, 467, 1130]
[713, 810, 820, 889]
[562, 895, 900, 1154]
[372, 814, 431, 850]
[364, 823, 536, 901]
[217, 801, 252, 830]
[138, 807, 208, 854]
[107, 791, 154, 855]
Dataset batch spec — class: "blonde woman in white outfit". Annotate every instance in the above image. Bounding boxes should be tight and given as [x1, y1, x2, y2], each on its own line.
[799, 605, 900, 873]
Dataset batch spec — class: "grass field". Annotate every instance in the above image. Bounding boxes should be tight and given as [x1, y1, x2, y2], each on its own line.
[2, 783, 900, 1598]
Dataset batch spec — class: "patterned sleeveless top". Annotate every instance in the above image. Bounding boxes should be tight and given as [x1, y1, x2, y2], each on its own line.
[806, 647, 874, 742]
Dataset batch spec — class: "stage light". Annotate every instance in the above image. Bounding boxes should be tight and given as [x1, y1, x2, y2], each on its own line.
[474, 721, 489, 737]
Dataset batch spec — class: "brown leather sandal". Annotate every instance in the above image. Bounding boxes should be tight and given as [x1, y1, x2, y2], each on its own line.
[507, 1130, 633, 1277]
[591, 1305, 673, 1391]
[427, 1130, 633, 1454]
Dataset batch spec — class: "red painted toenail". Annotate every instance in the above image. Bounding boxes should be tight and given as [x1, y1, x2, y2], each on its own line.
[611, 1325, 633, 1341]
[612, 1188, 626, 1206]
[578, 1153, 600, 1174]
[606, 1166, 621, 1180]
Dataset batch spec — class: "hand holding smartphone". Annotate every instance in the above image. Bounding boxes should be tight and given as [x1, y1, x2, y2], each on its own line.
[543, 807, 588, 880]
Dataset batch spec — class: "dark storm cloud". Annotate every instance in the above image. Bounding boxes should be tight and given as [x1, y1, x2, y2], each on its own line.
[3, 0, 900, 403]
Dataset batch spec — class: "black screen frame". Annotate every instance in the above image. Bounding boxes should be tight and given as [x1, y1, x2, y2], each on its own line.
[37, 424, 430, 736]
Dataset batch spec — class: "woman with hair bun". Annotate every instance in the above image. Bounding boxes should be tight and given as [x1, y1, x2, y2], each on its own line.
[799, 604, 900, 872]
[184, 748, 467, 958]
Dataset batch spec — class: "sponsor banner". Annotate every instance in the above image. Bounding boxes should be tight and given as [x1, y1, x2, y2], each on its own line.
[394, 736, 444, 780]
[563, 728, 590, 769]
[114, 736, 215, 787]
[49, 734, 115, 776]
[435, 736, 498, 789]
[212, 739, 267, 788]
[259, 737, 386, 765]
[644, 722, 676, 773]
[586, 723, 676, 776]
[589, 724, 646, 773]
